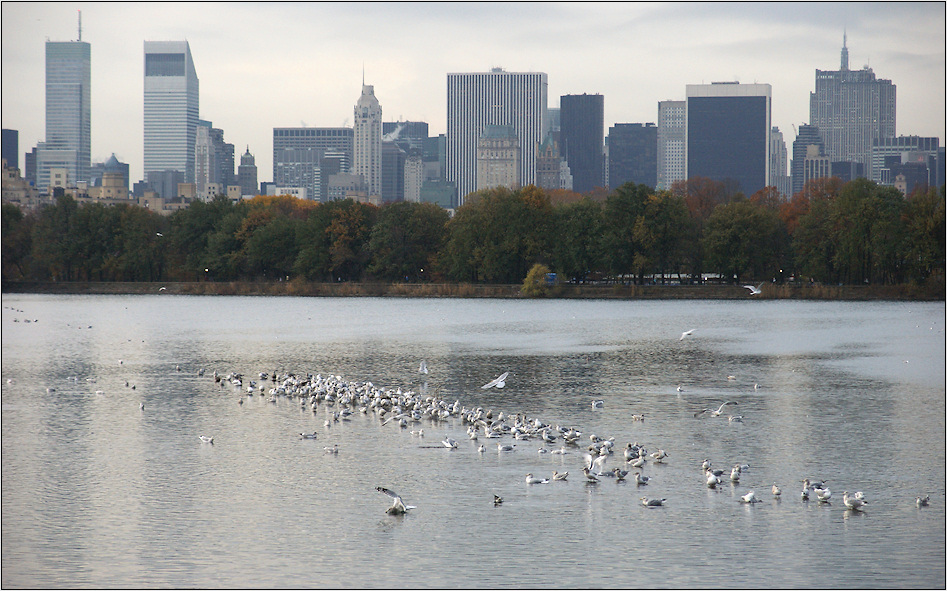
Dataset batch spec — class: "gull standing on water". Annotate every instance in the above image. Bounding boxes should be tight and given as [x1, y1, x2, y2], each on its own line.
[418, 360, 428, 375]
[842, 491, 867, 510]
[199, 435, 214, 444]
[525, 473, 549, 484]
[376, 487, 416, 515]
[916, 495, 930, 508]
[641, 497, 667, 507]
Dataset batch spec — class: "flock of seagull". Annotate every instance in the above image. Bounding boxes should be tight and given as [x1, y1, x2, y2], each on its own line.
[184, 344, 934, 518]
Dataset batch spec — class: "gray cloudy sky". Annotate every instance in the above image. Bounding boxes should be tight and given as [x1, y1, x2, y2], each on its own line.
[2, 1, 944, 186]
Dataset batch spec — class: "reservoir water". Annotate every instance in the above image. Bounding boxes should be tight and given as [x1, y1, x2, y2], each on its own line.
[2, 294, 944, 588]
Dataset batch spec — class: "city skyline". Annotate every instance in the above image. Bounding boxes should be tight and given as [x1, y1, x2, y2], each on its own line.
[2, 1, 944, 189]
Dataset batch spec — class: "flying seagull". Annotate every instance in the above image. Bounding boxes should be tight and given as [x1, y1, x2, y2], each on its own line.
[481, 372, 509, 389]
[694, 401, 739, 418]
[680, 329, 696, 341]
[376, 487, 416, 515]
[743, 283, 763, 295]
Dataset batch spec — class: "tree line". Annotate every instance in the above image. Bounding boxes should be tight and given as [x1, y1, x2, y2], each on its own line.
[2, 178, 944, 287]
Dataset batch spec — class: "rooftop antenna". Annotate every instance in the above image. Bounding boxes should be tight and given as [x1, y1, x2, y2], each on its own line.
[77, 9, 81, 42]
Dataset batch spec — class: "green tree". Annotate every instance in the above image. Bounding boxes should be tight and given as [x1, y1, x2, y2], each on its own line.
[2, 204, 32, 282]
[901, 185, 946, 283]
[367, 201, 449, 281]
[632, 191, 692, 283]
[325, 199, 377, 281]
[521, 262, 552, 297]
[550, 198, 604, 283]
[832, 178, 905, 284]
[601, 183, 651, 283]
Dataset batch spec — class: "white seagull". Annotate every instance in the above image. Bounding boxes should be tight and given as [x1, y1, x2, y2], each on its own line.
[552, 470, 569, 481]
[694, 401, 739, 418]
[497, 442, 515, 452]
[816, 487, 832, 503]
[199, 435, 214, 444]
[772, 483, 782, 498]
[376, 487, 416, 515]
[916, 495, 930, 508]
[418, 360, 428, 375]
[641, 497, 667, 507]
[634, 472, 651, 486]
[525, 473, 549, 484]
[481, 372, 509, 389]
[842, 491, 867, 510]
[442, 437, 459, 449]
[680, 329, 696, 341]
[743, 283, 763, 295]
[740, 490, 762, 504]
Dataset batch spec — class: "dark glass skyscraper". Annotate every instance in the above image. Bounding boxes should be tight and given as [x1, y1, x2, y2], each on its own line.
[559, 94, 604, 193]
[607, 123, 657, 189]
[686, 83, 771, 197]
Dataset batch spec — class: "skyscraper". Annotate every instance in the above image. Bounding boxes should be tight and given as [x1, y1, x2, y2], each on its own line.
[447, 68, 547, 204]
[607, 123, 657, 189]
[143, 41, 199, 186]
[559, 94, 604, 193]
[39, 31, 91, 190]
[238, 147, 258, 197]
[791, 124, 825, 195]
[809, 34, 896, 172]
[273, 127, 353, 202]
[769, 127, 790, 197]
[657, 100, 685, 190]
[2, 129, 18, 170]
[354, 83, 382, 197]
[686, 82, 771, 197]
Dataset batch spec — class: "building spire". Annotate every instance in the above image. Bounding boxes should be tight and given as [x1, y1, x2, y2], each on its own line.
[840, 29, 849, 71]
[77, 9, 82, 42]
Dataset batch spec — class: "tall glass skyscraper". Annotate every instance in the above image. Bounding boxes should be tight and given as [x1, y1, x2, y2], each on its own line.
[143, 41, 199, 187]
[447, 68, 547, 204]
[39, 38, 91, 189]
[559, 94, 604, 193]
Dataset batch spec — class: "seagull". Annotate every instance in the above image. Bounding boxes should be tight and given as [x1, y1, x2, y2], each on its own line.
[323, 444, 339, 454]
[641, 497, 667, 507]
[916, 495, 930, 508]
[481, 372, 509, 389]
[631, 413, 645, 421]
[376, 487, 416, 515]
[478, 444, 485, 453]
[299, 432, 318, 439]
[772, 483, 782, 498]
[740, 491, 762, 504]
[694, 401, 739, 418]
[526, 473, 549, 484]
[494, 494, 503, 506]
[842, 491, 867, 510]
[634, 472, 651, 486]
[497, 442, 515, 452]
[582, 467, 600, 483]
[680, 329, 696, 341]
[591, 400, 604, 409]
[199, 435, 214, 444]
[743, 283, 763, 295]
[706, 472, 721, 488]
[156, 232, 163, 237]
[816, 487, 832, 503]
[728, 415, 744, 423]
[650, 449, 668, 462]
[418, 360, 428, 375]
[552, 471, 569, 481]
[730, 466, 741, 483]
[442, 437, 459, 449]
[158, 286, 167, 291]
[612, 468, 628, 481]
[584, 452, 607, 475]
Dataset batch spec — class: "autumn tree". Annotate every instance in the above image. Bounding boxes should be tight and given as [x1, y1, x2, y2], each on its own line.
[367, 201, 449, 281]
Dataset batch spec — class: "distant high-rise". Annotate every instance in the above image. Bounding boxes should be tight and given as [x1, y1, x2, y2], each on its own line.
[238, 147, 258, 197]
[809, 34, 896, 172]
[607, 123, 657, 189]
[39, 31, 91, 190]
[657, 100, 686, 190]
[143, 40, 199, 186]
[560, 94, 604, 193]
[791, 124, 825, 195]
[476, 125, 521, 191]
[194, 121, 234, 198]
[686, 82, 771, 197]
[447, 68, 547, 204]
[273, 127, 353, 202]
[769, 127, 790, 197]
[354, 83, 383, 197]
[2, 129, 18, 170]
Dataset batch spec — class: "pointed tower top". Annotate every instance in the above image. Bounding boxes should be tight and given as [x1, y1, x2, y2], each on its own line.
[840, 30, 849, 71]
[77, 9, 82, 42]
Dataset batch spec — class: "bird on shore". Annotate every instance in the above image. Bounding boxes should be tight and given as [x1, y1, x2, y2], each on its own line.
[376, 487, 416, 515]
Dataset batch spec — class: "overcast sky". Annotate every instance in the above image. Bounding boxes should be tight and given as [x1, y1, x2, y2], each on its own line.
[2, 1, 944, 186]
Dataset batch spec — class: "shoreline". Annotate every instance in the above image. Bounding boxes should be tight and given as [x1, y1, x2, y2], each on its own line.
[3, 280, 944, 301]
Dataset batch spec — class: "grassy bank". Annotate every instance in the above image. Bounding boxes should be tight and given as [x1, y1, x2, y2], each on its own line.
[3, 280, 944, 301]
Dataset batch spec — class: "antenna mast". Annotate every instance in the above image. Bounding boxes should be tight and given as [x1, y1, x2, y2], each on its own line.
[78, 9, 82, 41]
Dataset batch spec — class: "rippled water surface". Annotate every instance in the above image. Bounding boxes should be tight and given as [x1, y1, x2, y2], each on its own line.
[2, 295, 945, 588]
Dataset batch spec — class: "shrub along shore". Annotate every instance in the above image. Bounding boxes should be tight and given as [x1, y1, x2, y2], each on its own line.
[3, 280, 943, 301]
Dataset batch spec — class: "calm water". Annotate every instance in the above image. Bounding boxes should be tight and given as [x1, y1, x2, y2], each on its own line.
[2, 294, 944, 589]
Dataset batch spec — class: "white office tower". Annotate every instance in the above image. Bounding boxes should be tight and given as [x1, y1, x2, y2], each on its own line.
[447, 68, 547, 204]
[656, 100, 685, 190]
[143, 41, 199, 184]
[354, 83, 383, 197]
